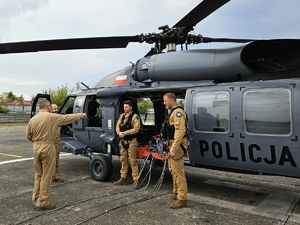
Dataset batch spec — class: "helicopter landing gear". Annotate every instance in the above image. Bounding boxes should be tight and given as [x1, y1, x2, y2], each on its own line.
[90, 154, 113, 182]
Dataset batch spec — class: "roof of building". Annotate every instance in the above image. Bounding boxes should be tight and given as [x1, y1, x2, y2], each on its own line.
[7, 100, 33, 105]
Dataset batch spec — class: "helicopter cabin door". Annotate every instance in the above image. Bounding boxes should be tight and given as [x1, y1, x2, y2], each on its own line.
[30, 93, 51, 118]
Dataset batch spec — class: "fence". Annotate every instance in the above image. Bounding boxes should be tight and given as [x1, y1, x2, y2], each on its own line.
[0, 113, 31, 123]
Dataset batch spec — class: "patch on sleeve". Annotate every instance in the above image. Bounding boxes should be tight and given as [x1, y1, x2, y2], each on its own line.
[176, 112, 182, 118]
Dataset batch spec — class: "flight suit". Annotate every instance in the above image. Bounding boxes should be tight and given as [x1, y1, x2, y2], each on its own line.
[53, 126, 61, 180]
[116, 112, 140, 181]
[26, 110, 85, 208]
[168, 107, 188, 201]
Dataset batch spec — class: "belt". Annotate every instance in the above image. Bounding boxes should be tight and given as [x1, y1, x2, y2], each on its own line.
[34, 140, 55, 145]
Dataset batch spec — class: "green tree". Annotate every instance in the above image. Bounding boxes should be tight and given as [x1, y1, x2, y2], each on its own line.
[137, 99, 153, 114]
[0, 105, 9, 113]
[17, 95, 24, 104]
[7, 91, 16, 102]
[41, 85, 69, 107]
[40, 83, 81, 107]
[178, 99, 185, 108]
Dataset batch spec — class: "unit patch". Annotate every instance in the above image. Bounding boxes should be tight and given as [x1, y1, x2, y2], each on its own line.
[176, 112, 182, 118]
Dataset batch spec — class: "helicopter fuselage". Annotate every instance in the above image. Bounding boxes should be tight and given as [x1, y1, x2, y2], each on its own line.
[31, 40, 300, 180]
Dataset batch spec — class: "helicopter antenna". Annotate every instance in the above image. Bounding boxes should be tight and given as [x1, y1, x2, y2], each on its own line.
[79, 81, 91, 90]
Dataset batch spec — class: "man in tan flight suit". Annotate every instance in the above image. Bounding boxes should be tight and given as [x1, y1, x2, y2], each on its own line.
[51, 104, 64, 182]
[114, 100, 140, 189]
[26, 99, 87, 210]
[163, 93, 188, 209]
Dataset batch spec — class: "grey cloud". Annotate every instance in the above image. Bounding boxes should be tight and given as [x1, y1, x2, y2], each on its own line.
[0, 0, 49, 40]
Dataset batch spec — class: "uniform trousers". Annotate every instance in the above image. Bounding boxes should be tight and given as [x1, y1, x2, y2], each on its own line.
[53, 140, 60, 179]
[168, 145, 188, 201]
[119, 138, 139, 181]
[32, 142, 56, 207]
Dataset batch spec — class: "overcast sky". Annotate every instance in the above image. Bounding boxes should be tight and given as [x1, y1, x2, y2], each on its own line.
[0, 0, 300, 100]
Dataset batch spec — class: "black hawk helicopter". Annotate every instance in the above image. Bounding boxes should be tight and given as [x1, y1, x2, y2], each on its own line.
[1, 0, 300, 181]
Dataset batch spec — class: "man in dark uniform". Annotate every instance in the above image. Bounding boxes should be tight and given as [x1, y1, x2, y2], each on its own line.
[114, 100, 140, 188]
[26, 99, 87, 210]
[163, 93, 188, 209]
[51, 103, 64, 182]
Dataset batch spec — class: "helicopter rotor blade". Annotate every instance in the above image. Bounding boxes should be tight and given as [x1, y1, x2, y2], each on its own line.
[173, 0, 230, 28]
[201, 37, 255, 43]
[0, 35, 142, 54]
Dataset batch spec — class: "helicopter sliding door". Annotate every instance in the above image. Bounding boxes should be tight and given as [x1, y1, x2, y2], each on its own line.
[186, 87, 231, 167]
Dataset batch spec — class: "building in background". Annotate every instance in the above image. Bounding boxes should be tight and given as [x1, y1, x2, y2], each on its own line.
[5, 100, 33, 113]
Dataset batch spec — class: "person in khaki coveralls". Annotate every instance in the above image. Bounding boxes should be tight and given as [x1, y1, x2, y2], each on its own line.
[51, 104, 64, 182]
[163, 93, 188, 209]
[26, 99, 87, 210]
[114, 100, 140, 188]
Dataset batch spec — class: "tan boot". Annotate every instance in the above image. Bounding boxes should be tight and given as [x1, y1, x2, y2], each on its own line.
[132, 180, 139, 189]
[36, 203, 56, 211]
[170, 200, 187, 209]
[53, 177, 64, 182]
[114, 177, 127, 185]
[168, 193, 177, 200]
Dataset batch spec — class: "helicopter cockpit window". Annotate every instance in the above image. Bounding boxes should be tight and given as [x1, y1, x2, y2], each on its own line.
[193, 91, 229, 133]
[243, 88, 292, 136]
[60, 97, 76, 114]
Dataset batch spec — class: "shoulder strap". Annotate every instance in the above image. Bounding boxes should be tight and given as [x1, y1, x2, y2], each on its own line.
[122, 113, 134, 124]
[128, 113, 134, 123]
[164, 106, 184, 123]
[170, 105, 189, 133]
[121, 114, 125, 124]
[170, 106, 183, 116]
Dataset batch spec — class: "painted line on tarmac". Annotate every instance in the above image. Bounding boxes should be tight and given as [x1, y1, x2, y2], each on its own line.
[0, 153, 71, 165]
[0, 152, 23, 158]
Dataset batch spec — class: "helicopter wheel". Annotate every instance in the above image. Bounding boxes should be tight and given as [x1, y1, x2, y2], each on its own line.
[90, 155, 113, 182]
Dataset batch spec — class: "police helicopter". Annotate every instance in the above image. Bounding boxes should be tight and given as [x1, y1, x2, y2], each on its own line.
[1, 0, 300, 182]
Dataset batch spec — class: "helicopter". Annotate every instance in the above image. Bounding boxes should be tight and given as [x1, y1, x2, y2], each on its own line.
[1, 0, 300, 182]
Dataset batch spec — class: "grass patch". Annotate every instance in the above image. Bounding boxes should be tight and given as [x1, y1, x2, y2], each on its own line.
[0, 123, 28, 126]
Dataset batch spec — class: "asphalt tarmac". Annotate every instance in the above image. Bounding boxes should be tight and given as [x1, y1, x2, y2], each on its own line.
[1, 126, 300, 225]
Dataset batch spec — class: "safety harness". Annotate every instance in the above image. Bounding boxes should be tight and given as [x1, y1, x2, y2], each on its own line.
[120, 113, 141, 149]
[160, 106, 188, 155]
[120, 113, 138, 141]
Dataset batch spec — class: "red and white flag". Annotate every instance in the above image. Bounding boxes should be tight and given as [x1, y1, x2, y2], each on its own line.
[115, 75, 127, 84]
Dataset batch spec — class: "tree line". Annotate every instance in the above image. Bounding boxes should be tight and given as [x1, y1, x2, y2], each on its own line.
[0, 84, 79, 113]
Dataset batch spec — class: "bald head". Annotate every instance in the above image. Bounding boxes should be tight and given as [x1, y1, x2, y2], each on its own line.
[51, 104, 59, 113]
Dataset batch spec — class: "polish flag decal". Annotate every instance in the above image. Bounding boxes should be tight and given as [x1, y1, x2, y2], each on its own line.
[115, 75, 127, 84]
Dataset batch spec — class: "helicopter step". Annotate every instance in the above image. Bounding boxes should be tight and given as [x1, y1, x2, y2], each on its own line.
[61, 139, 88, 156]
